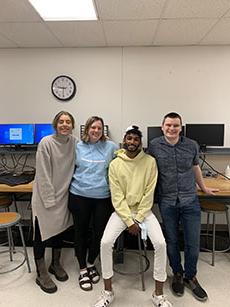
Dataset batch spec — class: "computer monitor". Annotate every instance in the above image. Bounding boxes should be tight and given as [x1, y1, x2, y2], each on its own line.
[185, 124, 224, 150]
[0, 124, 34, 145]
[147, 126, 185, 147]
[34, 123, 55, 144]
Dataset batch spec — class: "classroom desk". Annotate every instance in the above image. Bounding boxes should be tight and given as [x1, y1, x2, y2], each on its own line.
[198, 176, 230, 203]
[0, 181, 33, 193]
[0, 181, 33, 213]
[0, 177, 229, 200]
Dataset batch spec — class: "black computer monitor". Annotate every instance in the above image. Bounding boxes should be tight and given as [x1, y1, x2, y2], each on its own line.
[147, 126, 185, 147]
[34, 123, 55, 144]
[0, 124, 34, 145]
[185, 124, 224, 150]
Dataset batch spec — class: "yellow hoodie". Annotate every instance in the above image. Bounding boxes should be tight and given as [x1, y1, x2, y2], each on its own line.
[108, 149, 158, 227]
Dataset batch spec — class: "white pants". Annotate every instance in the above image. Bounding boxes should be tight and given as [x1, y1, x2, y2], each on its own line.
[100, 211, 167, 282]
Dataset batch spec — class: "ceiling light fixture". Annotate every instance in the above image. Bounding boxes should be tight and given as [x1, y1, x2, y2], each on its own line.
[29, 0, 97, 21]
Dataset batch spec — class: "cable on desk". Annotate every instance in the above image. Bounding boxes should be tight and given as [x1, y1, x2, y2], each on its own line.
[199, 154, 230, 181]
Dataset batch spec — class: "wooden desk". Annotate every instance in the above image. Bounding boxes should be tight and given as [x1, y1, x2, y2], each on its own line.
[198, 176, 230, 202]
[0, 181, 33, 193]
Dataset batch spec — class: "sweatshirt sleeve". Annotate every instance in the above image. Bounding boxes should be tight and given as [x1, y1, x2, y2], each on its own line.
[35, 144, 56, 209]
[135, 159, 158, 223]
[109, 162, 134, 227]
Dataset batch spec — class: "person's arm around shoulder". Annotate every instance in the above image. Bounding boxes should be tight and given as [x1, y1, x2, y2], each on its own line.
[193, 164, 219, 195]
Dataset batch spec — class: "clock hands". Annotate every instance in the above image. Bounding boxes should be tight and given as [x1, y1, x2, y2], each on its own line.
[52, 75, 76, 101]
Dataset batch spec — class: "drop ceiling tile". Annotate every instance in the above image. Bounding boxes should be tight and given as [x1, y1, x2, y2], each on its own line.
[154, 18, 217, 45]
[0, 32, 17, 47]
[0, 0, 41, 22]
[0, 22, 62, 47]
[103, 20, 158, 46]
[96, 0, 165, 20]
[47, 21, 106, 47]
[162, 0, 230, 18]
[201, 18, 230, 44]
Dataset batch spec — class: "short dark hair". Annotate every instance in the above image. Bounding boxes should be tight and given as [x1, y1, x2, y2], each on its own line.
[52, 111, 75, 131]
[162, 112, 182, 125]
[82, 116, 107, 143]
[124, 125, 142, 139]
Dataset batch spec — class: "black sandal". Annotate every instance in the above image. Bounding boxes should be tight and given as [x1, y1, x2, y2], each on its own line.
[87, 266, 100, 284]
[79, 272, 92, 291]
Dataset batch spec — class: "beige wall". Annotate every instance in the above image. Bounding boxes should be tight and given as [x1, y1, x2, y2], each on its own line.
[1, 45, 229, 222]
[1, 46, 230, 148]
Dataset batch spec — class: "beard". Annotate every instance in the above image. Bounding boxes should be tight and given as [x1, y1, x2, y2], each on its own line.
[123, 143, 140, 152]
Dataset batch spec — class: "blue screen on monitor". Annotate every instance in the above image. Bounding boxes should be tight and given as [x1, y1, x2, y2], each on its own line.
[34, 123, 55, 143]
[0, 124, 34, 145]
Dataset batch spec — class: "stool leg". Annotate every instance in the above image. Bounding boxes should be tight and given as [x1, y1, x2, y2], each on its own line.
[225, 210, 230, 251]
[114, 232, 125, 264]
[9, 227, 15, 252]
[12, 194, 18, 212]
[212, 213, 216, 266]
[137, 233, 145, 291]
[18, 224, 31, 273]
[27, 209, 33, 242]
[205, 213, 210, 248]
[7, 227, 14, 261]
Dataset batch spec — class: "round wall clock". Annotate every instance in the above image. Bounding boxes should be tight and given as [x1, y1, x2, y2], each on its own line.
[51, 75, 76, 101]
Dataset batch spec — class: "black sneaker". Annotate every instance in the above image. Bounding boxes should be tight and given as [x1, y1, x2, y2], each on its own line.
[184, 277, 208, 301]
[171, 273, 184, 296]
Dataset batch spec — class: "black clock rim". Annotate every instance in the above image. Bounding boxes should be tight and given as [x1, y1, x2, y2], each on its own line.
[51, 75, 76, 101]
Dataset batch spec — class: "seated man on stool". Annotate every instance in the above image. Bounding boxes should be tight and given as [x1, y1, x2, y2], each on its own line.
[94, 126, 172, 307]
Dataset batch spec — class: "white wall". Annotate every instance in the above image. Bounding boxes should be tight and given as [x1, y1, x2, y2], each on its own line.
[1, 46, 229, 223]
[1, 46, 230, 146]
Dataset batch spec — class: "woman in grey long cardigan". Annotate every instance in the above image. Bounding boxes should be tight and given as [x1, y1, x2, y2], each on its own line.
[32, 111, 76, 294]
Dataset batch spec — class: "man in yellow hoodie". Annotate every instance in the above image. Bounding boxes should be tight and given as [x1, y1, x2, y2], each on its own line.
[93, 126, 172, 307]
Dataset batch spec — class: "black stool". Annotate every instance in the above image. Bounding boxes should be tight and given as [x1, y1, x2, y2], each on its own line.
[200, 200, 230, 266]
[113, 231, 150, 291]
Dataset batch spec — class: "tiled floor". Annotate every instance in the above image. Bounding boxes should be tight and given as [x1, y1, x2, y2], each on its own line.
[0, 247, 230, 307]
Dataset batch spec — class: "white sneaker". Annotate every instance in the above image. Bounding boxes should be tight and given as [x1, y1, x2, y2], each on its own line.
[152, 293, 172, 307]
[93, 290, 114, 307]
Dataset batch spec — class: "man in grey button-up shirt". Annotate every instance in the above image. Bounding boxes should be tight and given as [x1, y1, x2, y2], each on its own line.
[148, 112, 218, 303]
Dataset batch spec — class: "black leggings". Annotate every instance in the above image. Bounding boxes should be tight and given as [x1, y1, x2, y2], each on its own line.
[68, 193, 113, 269]
[33, 217, 68, 260]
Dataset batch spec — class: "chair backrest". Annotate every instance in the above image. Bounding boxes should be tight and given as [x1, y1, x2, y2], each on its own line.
[0, 194, 12, 210]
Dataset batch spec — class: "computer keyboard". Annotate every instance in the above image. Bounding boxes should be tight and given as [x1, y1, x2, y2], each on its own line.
[0, 173, 35, 186]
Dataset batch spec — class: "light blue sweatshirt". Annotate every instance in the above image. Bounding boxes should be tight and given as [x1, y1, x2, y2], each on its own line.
[70, 140, 119, 198]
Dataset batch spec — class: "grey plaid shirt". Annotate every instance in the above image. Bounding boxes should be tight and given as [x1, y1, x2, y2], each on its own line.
[148, 136, 199, 204]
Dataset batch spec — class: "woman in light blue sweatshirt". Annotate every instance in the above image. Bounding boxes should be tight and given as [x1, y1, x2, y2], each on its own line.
[68, 116, 118, 291]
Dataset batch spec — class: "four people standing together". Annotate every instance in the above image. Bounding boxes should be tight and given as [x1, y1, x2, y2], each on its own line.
[32, 110, 217, 307]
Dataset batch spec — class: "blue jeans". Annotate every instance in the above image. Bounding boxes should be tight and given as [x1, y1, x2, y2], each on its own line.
[159, 195, 201, 280]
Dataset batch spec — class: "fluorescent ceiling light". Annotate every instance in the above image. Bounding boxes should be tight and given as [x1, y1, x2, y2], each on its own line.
[29, 0, 97, 21]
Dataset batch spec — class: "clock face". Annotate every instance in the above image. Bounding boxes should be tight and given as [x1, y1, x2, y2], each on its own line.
[51, 75, 76, 101]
